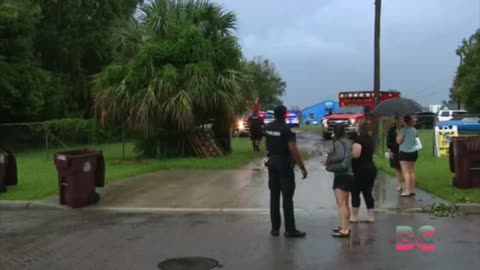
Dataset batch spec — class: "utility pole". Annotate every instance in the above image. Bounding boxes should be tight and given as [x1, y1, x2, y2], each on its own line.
[374, 0, 382, 105]
[457, 55, 462, 110]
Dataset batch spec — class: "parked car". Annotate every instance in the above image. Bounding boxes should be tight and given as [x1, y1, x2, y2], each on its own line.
[437, 109, 466, 122]
[232, 117, 250, 137]
[286, 111, 300, 128]
[264, 111, 274, 125]
[413, 112, 435, 129]
[437, 116, 480, 133]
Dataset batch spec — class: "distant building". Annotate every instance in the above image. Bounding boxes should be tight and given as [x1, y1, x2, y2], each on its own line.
[301, 100, 340, 124]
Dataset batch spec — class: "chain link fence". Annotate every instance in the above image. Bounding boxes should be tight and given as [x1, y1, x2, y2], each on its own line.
[0, 119, 133, 161]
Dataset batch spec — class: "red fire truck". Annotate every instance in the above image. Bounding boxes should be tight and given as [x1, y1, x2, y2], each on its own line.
[322, 91, 401, 139]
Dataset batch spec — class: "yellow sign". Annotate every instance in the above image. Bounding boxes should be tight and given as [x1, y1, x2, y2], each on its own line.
[434, 126, 458, 157]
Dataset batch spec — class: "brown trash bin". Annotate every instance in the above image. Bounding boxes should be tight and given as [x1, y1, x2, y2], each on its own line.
[95, 151, 105, 188]
[449, 141, 455, 173]
[54, 149, 100, 208]
[451, 137, 480, 189]
[0, 146, 17, 192]
[0, 148, 7, 193]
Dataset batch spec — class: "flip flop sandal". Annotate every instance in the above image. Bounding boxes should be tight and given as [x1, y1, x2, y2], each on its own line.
[332, 226, 342, 232]
[400, 193, 411, 197]
[332, 231, 351, 238]
[349, 220, 359, 223]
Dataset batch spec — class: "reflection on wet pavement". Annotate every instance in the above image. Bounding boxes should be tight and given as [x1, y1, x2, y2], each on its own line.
[1, 209, 479, 270]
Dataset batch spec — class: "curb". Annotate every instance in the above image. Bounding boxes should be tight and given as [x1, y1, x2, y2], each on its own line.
[2, 201, 480, 214]
[456, 203, 480, 214]
[0, 200, 66, 210]
[401, 204, 480, 215]
[400, 208, 423, 213]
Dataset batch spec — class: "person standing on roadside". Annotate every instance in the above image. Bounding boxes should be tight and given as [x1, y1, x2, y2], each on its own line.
[350, 121, 377, 223]
[265, 105, 308, 238]
[325, 123, 353, 238]
[248, 110, 265, 152]
[396, 115, 418, 197]
[387, 115, 404, 192]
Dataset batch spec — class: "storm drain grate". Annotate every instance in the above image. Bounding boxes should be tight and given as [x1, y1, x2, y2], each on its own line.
[158, 257, 222, 270]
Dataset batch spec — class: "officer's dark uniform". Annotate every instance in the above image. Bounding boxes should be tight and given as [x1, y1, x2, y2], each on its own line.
[265, 117, 298, 234]
[247, 113, 264, 151]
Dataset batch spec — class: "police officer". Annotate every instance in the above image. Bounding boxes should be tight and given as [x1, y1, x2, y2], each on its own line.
[247, 110, 265, 152]
[265, 105, 308, 237]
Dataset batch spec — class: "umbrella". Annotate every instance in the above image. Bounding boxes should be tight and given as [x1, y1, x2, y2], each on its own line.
[372, 98, 423, 117]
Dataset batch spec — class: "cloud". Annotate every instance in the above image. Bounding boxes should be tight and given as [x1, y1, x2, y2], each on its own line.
[217, 0, 480, 108]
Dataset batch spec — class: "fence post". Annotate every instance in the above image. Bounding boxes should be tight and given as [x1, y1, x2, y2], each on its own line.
[45, 126, 49, 161]
[122, 124, 126, 160]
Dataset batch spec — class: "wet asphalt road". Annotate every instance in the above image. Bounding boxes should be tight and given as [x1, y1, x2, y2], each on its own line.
[1, 209, 479, 270]
[1, 131, 479, 270]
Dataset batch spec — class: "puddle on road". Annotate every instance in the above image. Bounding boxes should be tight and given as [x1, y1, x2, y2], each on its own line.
[158, 257, 222, 270]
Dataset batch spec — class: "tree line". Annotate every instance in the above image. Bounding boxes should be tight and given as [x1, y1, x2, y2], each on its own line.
[451, 29, 480, 113]
[0, 0, 286, 125]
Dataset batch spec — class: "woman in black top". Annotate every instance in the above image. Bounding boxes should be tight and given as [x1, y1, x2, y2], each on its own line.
[386, 116, 405, 192]
[350, 121, 378, 223]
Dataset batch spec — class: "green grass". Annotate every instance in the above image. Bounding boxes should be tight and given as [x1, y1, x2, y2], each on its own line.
[374, 130, 480, 203]
[296, 125, 323, 134]
[0, 138, 263, 201]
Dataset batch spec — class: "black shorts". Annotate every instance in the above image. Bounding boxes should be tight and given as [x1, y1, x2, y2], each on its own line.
[389, 153, 400, 169]
[333, 174, 354, 192]
[399, 151, 418, 162]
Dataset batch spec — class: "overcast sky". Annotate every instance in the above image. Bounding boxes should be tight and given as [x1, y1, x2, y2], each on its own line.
[215, 0, 480, 109]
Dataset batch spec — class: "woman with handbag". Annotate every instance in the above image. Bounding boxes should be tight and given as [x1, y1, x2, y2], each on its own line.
[325, 123, 353, 238]
[396, 115, 419, 197]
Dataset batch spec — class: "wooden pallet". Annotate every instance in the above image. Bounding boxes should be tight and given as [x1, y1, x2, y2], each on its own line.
[188, 130, 224, 158]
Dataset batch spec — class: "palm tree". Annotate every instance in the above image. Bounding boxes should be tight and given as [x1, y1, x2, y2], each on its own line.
[93, 0, 253, 157]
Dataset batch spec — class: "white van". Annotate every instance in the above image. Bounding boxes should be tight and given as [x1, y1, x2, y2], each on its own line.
[437, 110, 466, 122]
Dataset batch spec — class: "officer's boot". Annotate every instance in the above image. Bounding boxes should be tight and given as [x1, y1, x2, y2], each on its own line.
[284, 230, 306, 238]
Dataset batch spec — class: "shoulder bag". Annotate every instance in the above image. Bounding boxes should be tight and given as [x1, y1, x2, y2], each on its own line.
[325, 140, 350, 173]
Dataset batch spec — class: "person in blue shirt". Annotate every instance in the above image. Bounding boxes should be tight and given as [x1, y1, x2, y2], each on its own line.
[396, 115, 418, 197]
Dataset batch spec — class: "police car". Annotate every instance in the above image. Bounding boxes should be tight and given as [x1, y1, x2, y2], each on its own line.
[232, 116, 250, 137]
[263, 110, 275, 125]
[286, 112, 299, 128]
